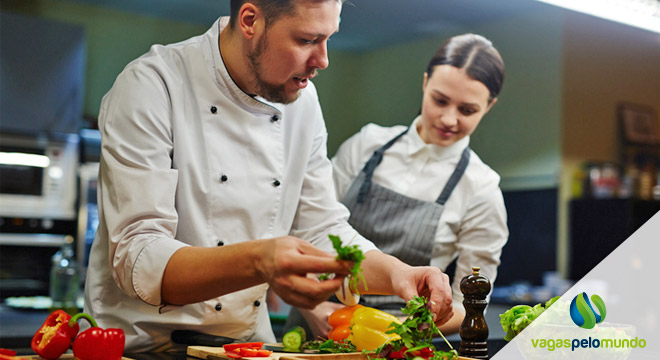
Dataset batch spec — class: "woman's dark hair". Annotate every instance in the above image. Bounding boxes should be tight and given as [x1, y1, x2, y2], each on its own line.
[426, 34, 505, 103]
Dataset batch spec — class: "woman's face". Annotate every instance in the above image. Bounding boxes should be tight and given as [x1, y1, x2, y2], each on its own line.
[417, 65, 496, 147]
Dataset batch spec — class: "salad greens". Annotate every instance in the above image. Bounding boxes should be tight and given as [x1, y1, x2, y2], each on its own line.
[500, 295, 560, 341]
[328, 234, 367, 294]
[374, 296, 458, 360]
[302, 339, 357, 353]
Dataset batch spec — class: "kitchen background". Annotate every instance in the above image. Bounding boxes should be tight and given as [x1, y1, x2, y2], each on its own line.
[1, 0, 659, 353]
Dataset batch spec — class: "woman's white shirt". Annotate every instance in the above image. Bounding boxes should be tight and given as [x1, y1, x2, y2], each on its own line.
[332, 116, 508, 312]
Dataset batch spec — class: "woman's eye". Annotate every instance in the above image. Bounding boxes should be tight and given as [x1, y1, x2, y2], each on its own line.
[461, 108, 477, 116]
[434, 98, 447, 105]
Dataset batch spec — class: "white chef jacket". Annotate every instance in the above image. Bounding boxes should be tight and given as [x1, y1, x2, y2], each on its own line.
[331, 117, 508, 312]
[84, 17, 378, 352]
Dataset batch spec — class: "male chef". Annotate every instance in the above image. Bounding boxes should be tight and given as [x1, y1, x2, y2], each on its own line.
[84, 0, 454, 352]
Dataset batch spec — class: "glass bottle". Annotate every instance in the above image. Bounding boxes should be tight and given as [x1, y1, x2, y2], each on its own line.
[49, 244, 80, 315]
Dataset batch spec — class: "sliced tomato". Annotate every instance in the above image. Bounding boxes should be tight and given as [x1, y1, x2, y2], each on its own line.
[223, 342, 265, 351]
[0, 350, 16, 356]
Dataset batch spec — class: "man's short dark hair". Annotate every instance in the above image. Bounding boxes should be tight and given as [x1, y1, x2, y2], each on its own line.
[229, 0, 343, 29]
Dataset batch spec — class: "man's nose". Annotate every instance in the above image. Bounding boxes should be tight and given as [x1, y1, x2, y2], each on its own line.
[309, 41, 329, 70]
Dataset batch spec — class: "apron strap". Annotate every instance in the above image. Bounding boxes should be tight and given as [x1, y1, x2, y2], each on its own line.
[357, 128, 409, 203]
[436, 146, 471, 205]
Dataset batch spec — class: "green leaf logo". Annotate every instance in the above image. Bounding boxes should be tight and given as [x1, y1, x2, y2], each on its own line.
[569, 292, 607, 329]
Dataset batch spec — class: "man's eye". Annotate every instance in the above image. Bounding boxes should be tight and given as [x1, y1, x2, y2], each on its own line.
[434, 98, 447, 105]
[301, 39, 315, 45]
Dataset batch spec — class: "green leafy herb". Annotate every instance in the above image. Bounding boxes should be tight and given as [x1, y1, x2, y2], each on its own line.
[328, 234, 367, 295]
[373, 296, 457, 360]
[302, 339, 357, 353]
[499, 295, 560, 341]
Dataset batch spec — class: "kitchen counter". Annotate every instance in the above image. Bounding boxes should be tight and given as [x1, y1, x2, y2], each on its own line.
[0, 303, 510, 358]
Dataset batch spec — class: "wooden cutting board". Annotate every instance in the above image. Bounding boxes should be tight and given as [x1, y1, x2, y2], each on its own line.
[22, 356, 134, 360]
[187, 346, 368, 360]
[186, 346, 476, 360]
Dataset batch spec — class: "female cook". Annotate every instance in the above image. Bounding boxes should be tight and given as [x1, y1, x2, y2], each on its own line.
[290, 33, 509, 336]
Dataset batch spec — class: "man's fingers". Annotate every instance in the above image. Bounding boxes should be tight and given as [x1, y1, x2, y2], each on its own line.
[286, 252, 352, 276]
[273, 274, 345, 308]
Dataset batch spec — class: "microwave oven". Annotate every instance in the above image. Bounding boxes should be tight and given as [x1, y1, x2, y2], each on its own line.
[0, 132, 79, 220]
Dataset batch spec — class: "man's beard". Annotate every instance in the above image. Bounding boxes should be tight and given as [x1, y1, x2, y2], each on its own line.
[247, 31, 299, 104]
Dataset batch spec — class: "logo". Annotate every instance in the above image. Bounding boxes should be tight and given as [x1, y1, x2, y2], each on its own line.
[570, 292, 607, 329]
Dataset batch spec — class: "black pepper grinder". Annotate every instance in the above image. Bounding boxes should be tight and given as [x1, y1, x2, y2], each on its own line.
[459, 266, 490, 359]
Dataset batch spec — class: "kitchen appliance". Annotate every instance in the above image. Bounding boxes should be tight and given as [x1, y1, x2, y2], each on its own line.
[0, 132, 79, 221]
[0, 132, 79, 298]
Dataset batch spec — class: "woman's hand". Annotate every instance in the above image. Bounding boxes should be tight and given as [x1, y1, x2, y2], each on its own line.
[256, 236, 352, 309]
[299, 301, 345, 338]
[360, 251, 454, 326]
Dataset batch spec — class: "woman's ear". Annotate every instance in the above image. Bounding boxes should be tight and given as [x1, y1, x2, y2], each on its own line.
[422, 72, 429, 91]
[238, 3, 261, 39]
[485, 97, 498, 114]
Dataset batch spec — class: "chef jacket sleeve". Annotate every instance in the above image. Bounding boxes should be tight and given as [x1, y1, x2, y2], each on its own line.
[451, 173, 508, 313]
[97, 64, 188, 306]
[289, 90, 378, 256]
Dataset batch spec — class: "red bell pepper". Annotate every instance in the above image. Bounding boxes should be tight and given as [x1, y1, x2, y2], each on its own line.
[222, 342, 272, 358]
[223, 342, 265, 351]
[69, 313, 125, 360]
[31, 309, 80, 360]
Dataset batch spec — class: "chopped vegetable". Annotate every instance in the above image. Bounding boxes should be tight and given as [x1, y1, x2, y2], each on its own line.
[283, 326, 307, 351]
[329, 234, 367, 294]
[373, 296, 457, 360]
[303, 339, 358, 353]
[223, 342, 265, 351]
[31, 309, 80, 360]
[223, 342, 272, 358]
[499, 295, 560, 341]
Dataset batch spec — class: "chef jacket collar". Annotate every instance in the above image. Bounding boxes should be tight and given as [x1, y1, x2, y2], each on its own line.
[407, 115, 470, 160]
[211, 17, 284, 118]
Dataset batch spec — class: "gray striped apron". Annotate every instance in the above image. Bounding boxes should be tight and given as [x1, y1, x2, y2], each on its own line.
[342, 128, 470, 314]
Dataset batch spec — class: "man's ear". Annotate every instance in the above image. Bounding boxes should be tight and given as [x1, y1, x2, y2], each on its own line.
[238, 3, 261, 39]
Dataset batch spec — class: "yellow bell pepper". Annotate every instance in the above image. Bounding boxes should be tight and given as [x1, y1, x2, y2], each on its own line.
[347, 307, 402, 351]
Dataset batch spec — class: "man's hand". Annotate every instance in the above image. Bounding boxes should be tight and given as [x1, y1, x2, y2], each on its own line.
[256, 236, 351, 309]
[391, 265, 454, 326]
